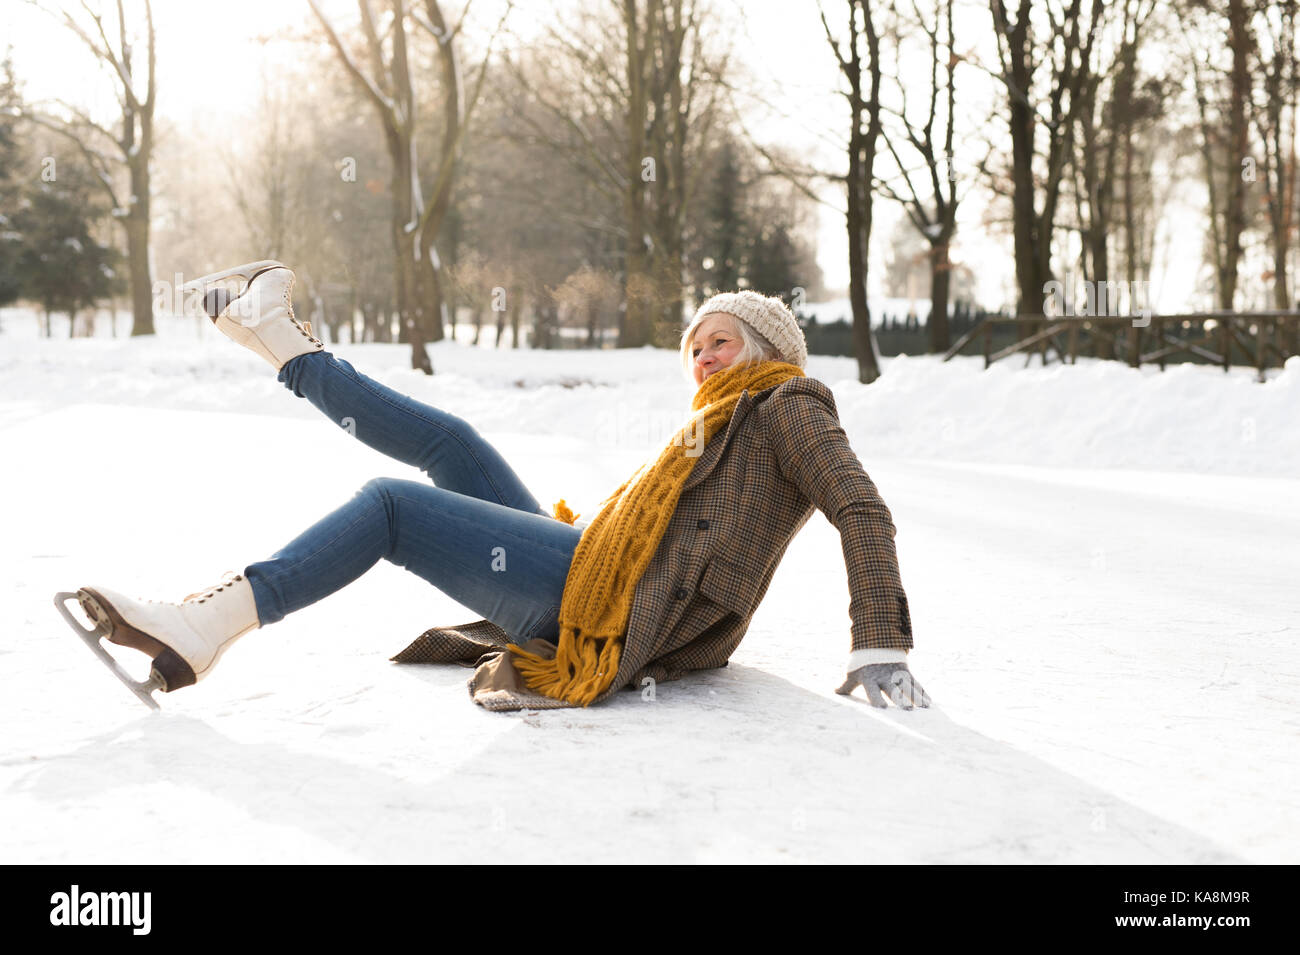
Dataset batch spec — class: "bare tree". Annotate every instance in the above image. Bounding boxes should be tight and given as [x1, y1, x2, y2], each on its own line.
[552, 266, 622, 347]
[820, 0, 887, 384]
[877, 0, 966, 354]
[717, 6, 888, 381]
[1176, 0, 1255, 310]
[498, 0, 722, 348]
[23, 0, 157, 336]
[1250, 0, 1297, 309]
[444, 249, 490, 343]
[1061, 0, 1160, 350]
[308, 0, 512, 373]
[641, 0, 719, 344]
[986, 0, 1105, 324]
[1224, 0, 1254, 311]
[219, 82, 302, 265]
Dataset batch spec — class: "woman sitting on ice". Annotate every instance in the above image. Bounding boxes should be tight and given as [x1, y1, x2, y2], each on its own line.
[58, 261, 929, 712]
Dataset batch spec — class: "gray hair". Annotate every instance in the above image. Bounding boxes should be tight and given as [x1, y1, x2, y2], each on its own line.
[679, 312, 780, 387]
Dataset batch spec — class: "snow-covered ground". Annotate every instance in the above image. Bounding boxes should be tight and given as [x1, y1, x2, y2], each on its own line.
[1, 308, 1296, 863]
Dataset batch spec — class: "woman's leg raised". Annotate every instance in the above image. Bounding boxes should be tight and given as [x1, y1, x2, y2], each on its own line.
[243, 477, 579, 643]
[277, 350, 548, 516]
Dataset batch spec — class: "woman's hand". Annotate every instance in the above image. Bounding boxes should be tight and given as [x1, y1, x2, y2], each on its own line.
[836, 662, 932, 709]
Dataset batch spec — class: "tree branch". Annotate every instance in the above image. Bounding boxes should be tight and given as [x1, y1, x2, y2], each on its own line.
[18, 110, 123, 209]
[307, 0, 397, 115]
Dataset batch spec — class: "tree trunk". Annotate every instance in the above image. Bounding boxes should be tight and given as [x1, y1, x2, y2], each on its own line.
[1001, 4, 1042, 324]
[928, 239, 951, 353]
[124, 61, 155, 337]
[1219, 0, 1250, 310]
[509, 287, 522, 348]
[620, 0, 653, 348]
[1260, 4, 1296, 310]
[390, 151, 432, 369]
[846, 189, 879, 383]
[846, 0, 883, 384]
[124, 215, 154, 336]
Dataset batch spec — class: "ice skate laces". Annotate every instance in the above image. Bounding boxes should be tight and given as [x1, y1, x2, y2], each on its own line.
[182, 571, 244, 604]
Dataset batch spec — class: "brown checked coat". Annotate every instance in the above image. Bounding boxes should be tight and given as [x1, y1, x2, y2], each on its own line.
[390, 374, 914, 710]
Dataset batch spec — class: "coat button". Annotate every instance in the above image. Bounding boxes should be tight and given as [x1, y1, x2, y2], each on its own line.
[674, 587, 688, 599]
[696, 518, 709, 529]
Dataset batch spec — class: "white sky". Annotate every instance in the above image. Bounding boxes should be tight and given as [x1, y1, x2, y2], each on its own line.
[2, 0, 1204, 311]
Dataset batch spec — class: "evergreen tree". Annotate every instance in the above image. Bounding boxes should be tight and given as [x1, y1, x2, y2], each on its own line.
[15, 152, 122, 335]
[700, 137, 744, 296]
[746, 221, 801, 301]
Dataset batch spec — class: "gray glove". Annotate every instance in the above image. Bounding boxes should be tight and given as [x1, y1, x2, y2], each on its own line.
[836, 662, 932, 709]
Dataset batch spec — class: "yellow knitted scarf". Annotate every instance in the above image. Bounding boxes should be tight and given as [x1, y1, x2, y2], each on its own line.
[506, 359, 806, 705]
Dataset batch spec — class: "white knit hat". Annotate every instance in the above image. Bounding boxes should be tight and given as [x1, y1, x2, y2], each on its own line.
[687, 290, 808, 369]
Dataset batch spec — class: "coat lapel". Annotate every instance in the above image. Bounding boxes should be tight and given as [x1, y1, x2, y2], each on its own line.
[682, 387, 757, 492]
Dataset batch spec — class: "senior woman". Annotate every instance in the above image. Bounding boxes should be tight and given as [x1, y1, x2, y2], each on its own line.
[57, 261, 930, 712]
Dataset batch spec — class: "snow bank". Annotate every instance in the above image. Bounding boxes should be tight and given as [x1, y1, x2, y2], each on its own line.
[2, 308, 1295, 478]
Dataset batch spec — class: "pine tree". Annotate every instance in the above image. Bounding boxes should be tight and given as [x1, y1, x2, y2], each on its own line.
[747, 221, 801, 301]
[15, 152, 122, 336]
[702, 137, 744, 296]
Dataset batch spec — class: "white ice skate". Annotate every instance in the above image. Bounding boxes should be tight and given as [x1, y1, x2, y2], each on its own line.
[182, 260, 323, 370]
[180, 259, 287, 295]
[54, 572, 261, 710]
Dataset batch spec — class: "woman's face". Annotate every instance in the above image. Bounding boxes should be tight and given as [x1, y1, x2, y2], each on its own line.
[691, 313, 743, 387]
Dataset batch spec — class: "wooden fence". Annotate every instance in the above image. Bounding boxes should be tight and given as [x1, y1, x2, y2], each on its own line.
[942, 312, 1300, 382]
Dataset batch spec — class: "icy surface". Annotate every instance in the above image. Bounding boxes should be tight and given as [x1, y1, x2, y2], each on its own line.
[1, 310, 1296, 863]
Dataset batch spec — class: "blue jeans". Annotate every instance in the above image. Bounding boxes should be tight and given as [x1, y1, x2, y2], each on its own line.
[242, 351, 582, 645]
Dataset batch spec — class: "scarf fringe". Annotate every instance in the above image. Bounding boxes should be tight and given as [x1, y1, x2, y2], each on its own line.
[552, 499, 579, 525]
[507, 627, 622, 707]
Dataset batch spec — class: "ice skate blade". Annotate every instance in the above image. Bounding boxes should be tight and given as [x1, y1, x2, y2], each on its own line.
[179, 259, 288, 293]
[76, 587, 198, 691]
[54, 591, 164, 711]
